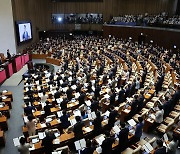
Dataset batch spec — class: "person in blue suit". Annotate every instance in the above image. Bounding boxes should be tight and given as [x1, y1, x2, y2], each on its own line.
[22, 25, 29, 41]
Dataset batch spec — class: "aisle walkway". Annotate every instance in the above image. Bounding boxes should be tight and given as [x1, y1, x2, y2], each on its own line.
[0, 82, 24, 154]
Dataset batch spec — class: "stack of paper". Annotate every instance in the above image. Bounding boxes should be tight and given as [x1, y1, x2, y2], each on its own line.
[32, 138, 39, 144]
[57, 111, 63, 117]
[143, 142, 153, 153]
[29, 144, 35, 151]
[70, 118, 77, 126]
[104, 110, 110, 117]
[88, 112, 96, 120]
[96, 135, 105, 145]
[40, 123, 47, 128]
[74, 139, 86, 151]
[84, 127, 92, 133]
[127, 119, 136, 127]
[85, 100, 91, 106]
[73, 110, 81, 117]
[38, 132, 46, 139]
[13, 138, 20, 146]
[54, 138, 60, 144]
[56, 98, 63, 104]
[113, 125, 121, 134]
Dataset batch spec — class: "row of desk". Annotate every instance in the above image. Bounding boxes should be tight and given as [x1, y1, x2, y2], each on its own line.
[0, 91, 13, 147]
[0, 54, 30, 85]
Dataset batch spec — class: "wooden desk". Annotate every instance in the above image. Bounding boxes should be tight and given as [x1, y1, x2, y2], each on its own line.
[46, 57, 61, 66]
[2, 91, 13, 101]
[173, 126, 180, 138]
[0, 116, 8, 131]
[143, 118, 154, 133]
[0, 105, 10, 118]
[0, 131, 5, 147]
[2, 98, 12, 109]
[31, 54, 48, 59]
[120, 108, 130, 122]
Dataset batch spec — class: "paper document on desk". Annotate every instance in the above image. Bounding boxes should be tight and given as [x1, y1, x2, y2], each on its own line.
[96, 135, 105, 145]
[84, 127, 92, 133]
[38, 132, 46, 139]
[2, 96, 7, 100]
[85, 100, 91, 106]
[73, 109, 81, 117]
[32, 138, 39, 144]
[46, 118, 52, 123]
[71, 85, 77, 90]
[2, 90, 8, 93]
[38, 93, 43, 97]
[74, 138, 86, 151]
[57, 111, 63, 117]
[70, 118, 77, 126]
[23, 116, 28, 123]
[104, 94, 110, 99]
[163, 133, 168, 142]
[113, 125, 121, 134]
[29, 144, 35, 151]
[128, 119, 136, 127]
[40, 123, 47, 128]
[13, 138, 20, 146]
[145, 142, 153, 152]
[54, 132, 60, 138]
[54, 138, 60, 144]
[74, 92, 80, 99]
[56, 98, 63, 104]
[104, 110, 110, 117]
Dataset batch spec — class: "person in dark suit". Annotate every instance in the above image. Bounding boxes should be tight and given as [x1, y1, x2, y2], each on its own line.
[41, 129, 56, 154]
[92, 111, 103, 135]
[66, 85, 73, 100]
[137, 91, 145, 112]
[60, 110, 70, 129]
[162, 96, 171, 118]
[101, 131, 115, 154]
[110, 90, 116, 105]
[24, 102, 36, 116]
[108, 106, 118, 130]
[118, 86, 125, 103]
[94, 84, 101, 99]
[73, 116, 84, 140]
[118, 122, 129, 152]
[78, 92, 86, 105]
[127, 95, 138, 121]
[91, 99, 99, 112]
[81, 139, 95, 154]
[154, 139, 167, 154]
[7, 49, 11, 59]
[54, 88, 60, 99]
[60, 97, 68, 110]
[44, 101, 52, 117]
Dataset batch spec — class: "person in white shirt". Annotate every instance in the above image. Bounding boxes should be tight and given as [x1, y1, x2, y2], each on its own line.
[167, 134, 179, 154]
[26, 115, 36, 136]
[152, 105, 164, 131]
[135, 77, 140, 91]
[18, 137, 31, 154]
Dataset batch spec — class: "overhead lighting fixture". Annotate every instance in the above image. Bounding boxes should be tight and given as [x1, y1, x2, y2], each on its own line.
[150, 40, 153, 43]
[129, 37, 132, 40]
[173, 45, 176, 49]
[141, 33, 143, 35]
[58, 17, 62, 22]
[69, 33, 72, 36]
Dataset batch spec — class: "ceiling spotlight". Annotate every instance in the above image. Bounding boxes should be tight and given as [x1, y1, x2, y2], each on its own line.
[44, 31, 46, 33]
[173, 45, 176, 49]
[141, 33, 143, 35]
[109, 35, 111, 38]
[150, 40, 153, 43]
[69, 33, 72, 36]
[129, 37, 132, 40]
[58, 17, 62, 22]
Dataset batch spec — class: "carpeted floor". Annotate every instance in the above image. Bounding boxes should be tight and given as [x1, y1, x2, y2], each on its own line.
[2, 65, 28, 87]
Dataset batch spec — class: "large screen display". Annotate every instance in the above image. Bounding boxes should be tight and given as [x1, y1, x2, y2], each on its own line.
[16, 21, 32, 45]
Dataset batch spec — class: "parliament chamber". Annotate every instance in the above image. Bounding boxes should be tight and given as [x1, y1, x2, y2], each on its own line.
[0, 0, 180, 154]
